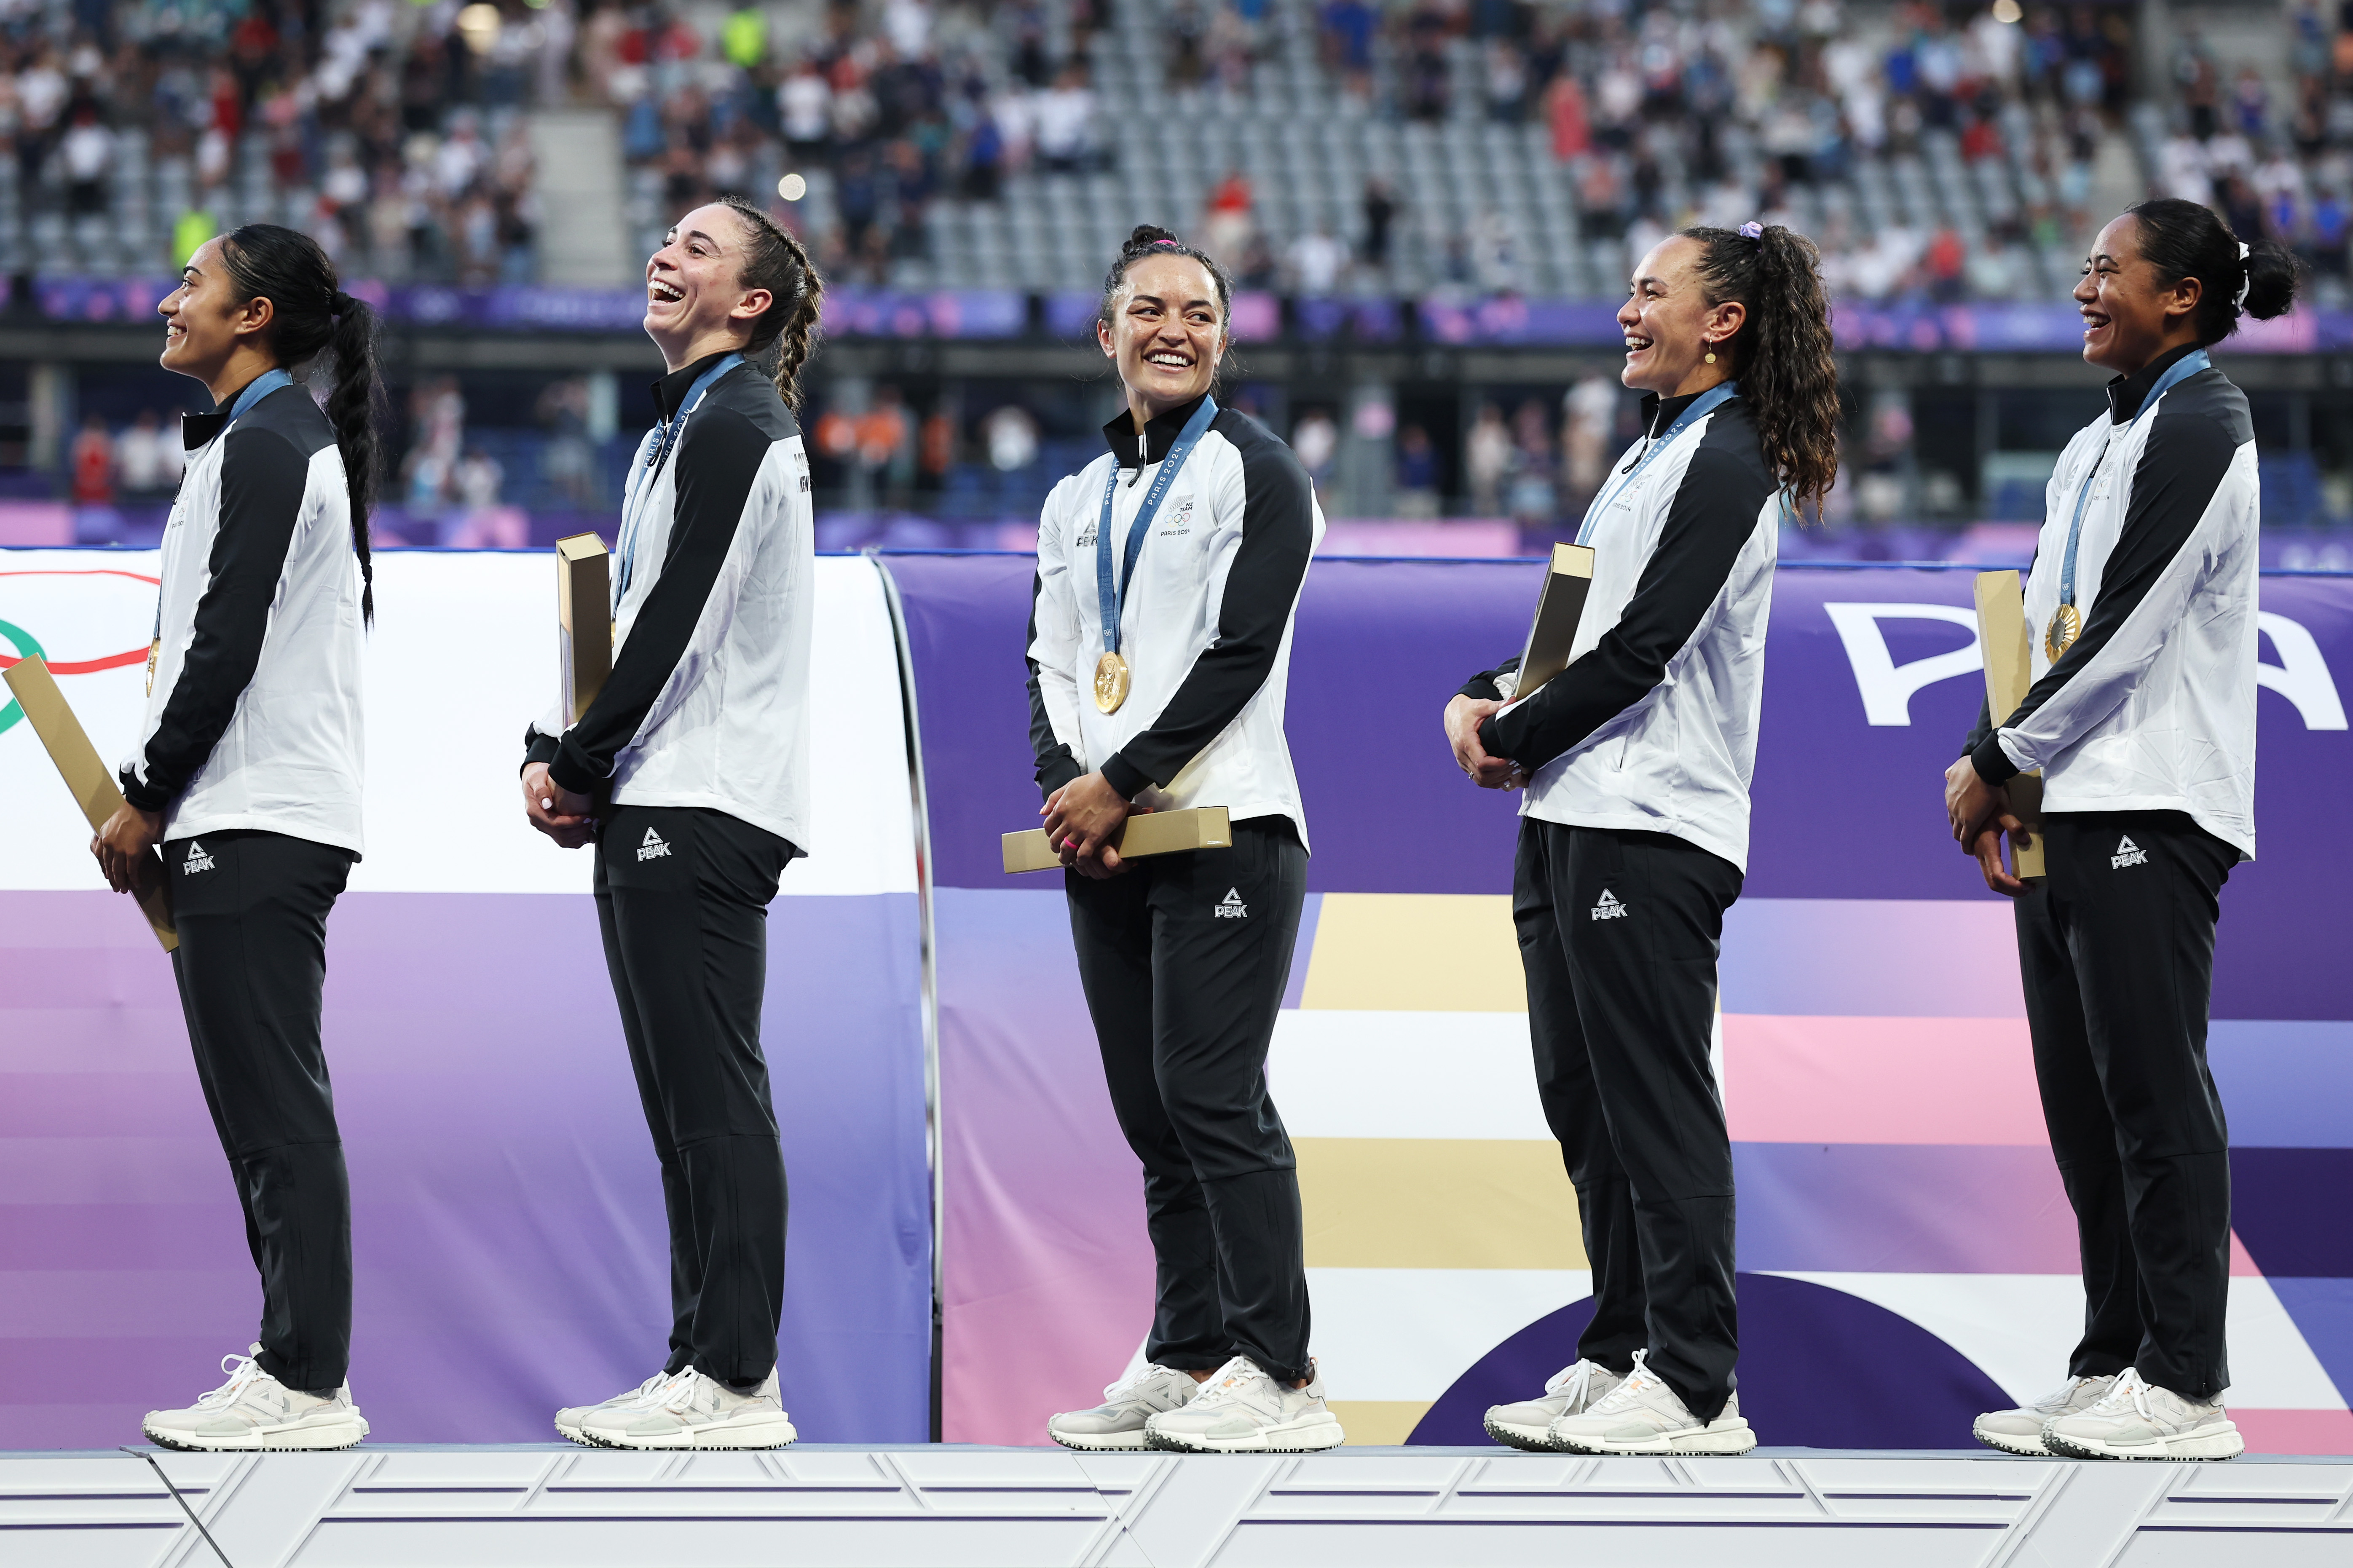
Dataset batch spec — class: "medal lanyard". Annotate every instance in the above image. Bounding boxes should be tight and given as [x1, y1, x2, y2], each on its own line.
[616, 353, 744, 605]
[156, 368, 296, 649]
[1096, 395, 1219, 660]
[2057, 349, 2210, 615]
[1574, 381, 1739, 546]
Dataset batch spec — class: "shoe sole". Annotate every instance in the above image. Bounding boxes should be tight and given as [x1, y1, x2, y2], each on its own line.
[1552, 1418, 1757, 1457]
[582, 1420, 799, 1451]
[2044, 1424, 2243, 1461]
[144, 1418, 368, 1453]
[1144, 1421, 1345, 1454]
[1972, 1424, 2050, 1458]
[1482, 1416, 1560, 1453]
[1049, 1429, 1149, 1451]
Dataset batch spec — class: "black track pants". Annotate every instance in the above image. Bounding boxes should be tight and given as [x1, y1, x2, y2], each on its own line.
[2017, 810, 2236, 1401]
[1514, 819, 1743, 1422]
[594, 804, 796, 1386]
[1066, 817, 1312, 1384]
[167, 829, 356, 1394]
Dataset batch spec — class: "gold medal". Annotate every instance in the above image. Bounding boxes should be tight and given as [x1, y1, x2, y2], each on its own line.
[145, 637, 160, 697]
[2044, 603, 2082, 661]
[1093, 651, 1131, 714]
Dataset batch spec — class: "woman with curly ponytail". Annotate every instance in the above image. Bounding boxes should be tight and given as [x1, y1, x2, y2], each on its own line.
[95, 224, 381, 1451]
[1946, 200, 2288, 1464]
[1443, 222, 1842, 1459]
[518, 200, 820, 1451]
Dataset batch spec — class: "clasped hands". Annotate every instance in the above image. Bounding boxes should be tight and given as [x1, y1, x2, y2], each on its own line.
[91, 801, 166, 894]
[521, 761, 598, 849]
[1944, 755, 2030, 898]
[1042, 771, 1148, 880]
[1444, 694, 1529, 791]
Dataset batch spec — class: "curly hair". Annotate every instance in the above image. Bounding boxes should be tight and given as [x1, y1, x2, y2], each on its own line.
[1678, 223, 1843, 520]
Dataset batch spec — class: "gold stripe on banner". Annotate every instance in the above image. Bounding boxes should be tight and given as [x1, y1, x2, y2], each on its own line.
[1297, 1137, 1584, 1270]
[1326, 1401, 1437, 1446]
[1300, 894, 1526, 1012]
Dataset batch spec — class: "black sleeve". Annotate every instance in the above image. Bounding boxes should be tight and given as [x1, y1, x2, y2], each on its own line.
[1458, 656, 1522, 702]
[521, 724, 560, 772]
[1967, 402, 2240, 786]
[1098, 436, 1316, 800]
[1479, 444, 1767, 771]
[1024, 568, 1085, 799]
[1961, 692, 1994, 761]
[121, 426, 307, 811]
[549, 406, 766, 795]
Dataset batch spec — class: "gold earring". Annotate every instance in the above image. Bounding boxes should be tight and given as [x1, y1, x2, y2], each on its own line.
[1704, 349, 1717, 364]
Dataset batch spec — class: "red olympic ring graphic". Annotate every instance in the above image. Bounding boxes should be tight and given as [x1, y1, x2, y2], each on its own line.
[0, 568, 161, 674]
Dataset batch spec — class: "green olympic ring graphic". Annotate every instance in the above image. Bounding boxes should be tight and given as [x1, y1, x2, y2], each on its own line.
[0, 618, 48, 737]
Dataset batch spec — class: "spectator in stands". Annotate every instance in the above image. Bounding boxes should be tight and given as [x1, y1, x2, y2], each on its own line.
[70, 412, 113, 505]
[1203, 167, 1253, 262]
[1394, 423, 1441, 518]
[1289, 224, 1348, 295]
[1466, 402, 1511, 515]
[1034, 64, 1096, 174]
[1319, 0, 1377, 100]
[115, 410, 182, 498]
[1361, 177, 1397, 276]
[59, 102, 111, 218]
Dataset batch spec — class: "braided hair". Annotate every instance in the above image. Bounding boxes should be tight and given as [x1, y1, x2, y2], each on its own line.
[716, 195, 825, 411]
[1096, 223, 1234, 379]
[1678, 222, 1842, 520]
[216, 223, 382, 623]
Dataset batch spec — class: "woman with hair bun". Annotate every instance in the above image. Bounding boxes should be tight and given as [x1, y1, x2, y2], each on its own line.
[1951, 199, 2293, 1463]
[1029, 225, 1340, 1454]
[94, 223, 381, 1449]
[521, 197, 822, 1450]
[1443, 221, 1842, 1457]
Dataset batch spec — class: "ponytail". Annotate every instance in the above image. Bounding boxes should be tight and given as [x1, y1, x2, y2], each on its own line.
[716, 195, 824, 411]
[217, 224, 383, 623]
[2124, 197, 2302, 344]
[1680, 222, 1843, 520]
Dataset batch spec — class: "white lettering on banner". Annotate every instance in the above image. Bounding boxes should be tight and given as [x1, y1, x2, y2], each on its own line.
[2257, 613, 2349, 730]
[1822, 603, 1984, 726]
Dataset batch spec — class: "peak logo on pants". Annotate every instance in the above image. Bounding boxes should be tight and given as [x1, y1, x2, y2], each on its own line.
[1214, 888, 1248, 919]
[1591, 888, 1628, 921]
[2112, 835, 2149, 870]
[637, 827, 673, 863]
[181, 840, 215, 874]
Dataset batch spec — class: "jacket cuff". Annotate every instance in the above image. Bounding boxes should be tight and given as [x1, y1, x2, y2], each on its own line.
[1459, 672, 1504, 701]
[548, 740, 602, 797]
[1099, 753, 1149, 802]
[1970, 731, 2020, 786]
[521, 730, 561, 773]
[118, 765, 169, 813]
[1037, 748, 1085, 800]
[1476, 713, 1507, 763]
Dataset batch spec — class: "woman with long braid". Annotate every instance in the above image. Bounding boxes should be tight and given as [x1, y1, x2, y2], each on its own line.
[1444, 223, 1841, 1456]
[98, 225, 382, 1450]
[520, 198, 824, 1450]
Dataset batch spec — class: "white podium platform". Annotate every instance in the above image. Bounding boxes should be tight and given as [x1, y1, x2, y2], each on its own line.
[5, 1445, 2350, 1567]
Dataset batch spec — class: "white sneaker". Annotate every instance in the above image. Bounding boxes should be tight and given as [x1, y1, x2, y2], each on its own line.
[1972, 1374, 2116, 1457]
[1484, 1359, 1625, 1452]
[2042, 1368, 2244, 1461]
[556, 1370, 676, 1447]
[142, 1346, 369, 1452]
[1143, 1357, 1345, 1453]
[1048, 1362, 1202, 1450]
[1546, 1349, 1755, 1456]
[576, 1367, 797, 1450]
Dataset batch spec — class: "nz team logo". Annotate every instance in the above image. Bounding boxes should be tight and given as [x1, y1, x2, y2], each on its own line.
[2112, 835, 2149, 870]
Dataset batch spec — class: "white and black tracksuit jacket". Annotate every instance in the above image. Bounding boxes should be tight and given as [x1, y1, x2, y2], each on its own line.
[1964, 342, 2259, 859]
[121, 377, 366, 853]
[1461, 388, 1780, 871]
[524, 353, 816, 848]
[1025, 396, 1324, 840]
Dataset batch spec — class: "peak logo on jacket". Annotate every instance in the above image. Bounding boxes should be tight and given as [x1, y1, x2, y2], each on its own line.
[637, 827, 672, 863]
[180, 840, 215, 874]
[1592, 888, 1627, 922]
[2112, 835, 2148, 870]
[1214, 888, 1248, 919]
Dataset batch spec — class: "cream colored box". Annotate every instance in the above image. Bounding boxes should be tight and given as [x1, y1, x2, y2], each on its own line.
[1003, 806, 1235, 874]
[557, 532, 612, 726]
[1506, 542, 1596, 703]
[4, 656, 178, 950]
[1973, 569, 2046, 881]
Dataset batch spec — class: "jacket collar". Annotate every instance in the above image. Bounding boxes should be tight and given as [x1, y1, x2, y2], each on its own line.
[1103, 395, 1209, 469]
[181, 371, 281, 451]
[2106, 341, 2203, 425]
[1635, 385, 1722, 439]
[653, 351, 741, 419]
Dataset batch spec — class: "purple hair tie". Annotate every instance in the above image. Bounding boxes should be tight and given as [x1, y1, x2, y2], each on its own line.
[1739, 221, 1764, 241]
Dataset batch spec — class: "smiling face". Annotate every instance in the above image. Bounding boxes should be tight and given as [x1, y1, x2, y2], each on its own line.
[157, 237, 272, 387]
[643, 203, 773, 369]
[2074, 215, 2202, 373]
[1616, 236, 1744, 396]
[1097, 253, 1226, 419]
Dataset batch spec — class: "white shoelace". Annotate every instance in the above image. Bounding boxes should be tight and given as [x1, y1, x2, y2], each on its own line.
[1543, 1360, 1599, 1404]
[1187, 1356, 1272, 1410]
[1103, 1362, 1186, 1403]
[617, 1371, 681, 1408]
[193, 1353, 267, 1410]
[2031, 1374, 2107, 1414]
[1583, 1350, 1660, 1417]
[2086, 1367, 2156, 1421]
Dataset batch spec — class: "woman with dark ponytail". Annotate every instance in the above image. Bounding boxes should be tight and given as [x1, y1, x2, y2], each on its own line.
[1442, 222, 1841, 1457]
[92, 223, 381, 1450]
[1950, 200, 2290, 1463]
[519, 200, 820, 1450]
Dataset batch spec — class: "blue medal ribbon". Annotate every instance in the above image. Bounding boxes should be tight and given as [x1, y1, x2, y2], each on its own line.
[2056, 349, 2209, 618]
[616, 352, 745, 605]
[1095, 395, 1219, 661]
[1574, 381, 1739, 546]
